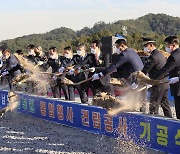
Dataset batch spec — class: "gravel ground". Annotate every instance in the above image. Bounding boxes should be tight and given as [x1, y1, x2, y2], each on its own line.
[0, 111, 165, 154]
[0, 85, 173, 154]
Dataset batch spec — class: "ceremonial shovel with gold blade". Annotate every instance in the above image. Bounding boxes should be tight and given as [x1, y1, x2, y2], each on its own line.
[131, 71, 169, 86]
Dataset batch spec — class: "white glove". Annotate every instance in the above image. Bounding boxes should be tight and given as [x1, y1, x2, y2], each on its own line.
[2, 71, 9, 76]
[38, 61, 44, 66]
[92, 73, 100, 81]
[131, 82, 138, 89]
[58, 67, 65, 73]
[90, 67, 95, 73]
[53, 75, 57, 80]
[146, 84, 152, 89]
[169, 77, 179, 84]
[69, 69, 75, 75]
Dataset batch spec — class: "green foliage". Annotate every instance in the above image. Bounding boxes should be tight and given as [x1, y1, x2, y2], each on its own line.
[1, 13, 180, 53]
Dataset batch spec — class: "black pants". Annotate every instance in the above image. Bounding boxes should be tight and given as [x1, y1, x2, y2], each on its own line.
[76, 82, 89, 104]
[55, 78, 69, 100]
[174, 95, 180, 119]
[50, 80, 60, 98]
[59, 83, 69, 100]
[67, 85, 75, 101]
[149, 85, 172, 118]
[139, 88, 148, 113]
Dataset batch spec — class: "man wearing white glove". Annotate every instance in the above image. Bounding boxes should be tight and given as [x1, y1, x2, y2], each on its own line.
[47, 46, 62, 98]
[154, 36, 180, 119]
[169, 77, 179, 84]
[3, 49, 22, 90]
[89, 40, 114, 96]
[142, 37, 172, 117]
[35, 46, 48, 72]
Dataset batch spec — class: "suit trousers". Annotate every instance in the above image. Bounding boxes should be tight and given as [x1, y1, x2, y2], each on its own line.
[67, 85, 75, 101]
[174, 95, 180, 119]
[76, 82, 89, 104]
[149, 85, 172, 118]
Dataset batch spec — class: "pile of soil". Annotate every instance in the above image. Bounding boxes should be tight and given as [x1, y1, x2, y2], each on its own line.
[92, 92, 121, 110]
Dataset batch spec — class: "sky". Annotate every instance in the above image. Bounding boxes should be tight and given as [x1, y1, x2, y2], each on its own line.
[0, 0, 180, 41]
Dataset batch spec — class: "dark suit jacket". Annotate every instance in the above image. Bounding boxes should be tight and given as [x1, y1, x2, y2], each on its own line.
[74, 53, 97, 70]
[47, 56, 63, 73]
[155, 48, 180, 96]
[142, 49, 167, 79]
[103, 48, 144, 78]
[59, 57, 76, 82]
[142, 49, 169, 90]
[34, 54, 48, 71]
[73, 54, 97, 82]
[95, 53, 110, 72]
[6, 54, 22, 78]
[94, 52, 111, 86]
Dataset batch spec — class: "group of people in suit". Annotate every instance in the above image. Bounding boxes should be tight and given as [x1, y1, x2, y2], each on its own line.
[0, 35, 179, 119]
[91, 35, 180, 119]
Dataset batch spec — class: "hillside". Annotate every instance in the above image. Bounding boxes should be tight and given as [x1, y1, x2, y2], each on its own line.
[0, 13, 180, 52]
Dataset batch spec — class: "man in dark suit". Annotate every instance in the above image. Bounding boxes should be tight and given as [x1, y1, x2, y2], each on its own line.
[142, 38, 172, 117]
[92, 39, 144, 81]
[58, 46, 75, 101]
[68, 43, 97, 104]
[24, 44, 38, 93]
[26, 44, 36, 64]
[155, 36, 180, 119]
[92, 38, 145, 111]
[34, 46, 48, 72]
[47, 47, 64, 98]
[89, 40, 114, 95]
[2, 49, 22, 90]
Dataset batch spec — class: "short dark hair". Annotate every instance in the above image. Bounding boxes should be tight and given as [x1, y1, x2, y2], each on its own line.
[27, 44, 35, 49]
[16, 50, 23, 55]
[164, 36, 179, 45]
[115, 39, 127, 46]
[92, 40, 102, 48]
[64, 46, 72, 51]
[49, 46, 57, 52]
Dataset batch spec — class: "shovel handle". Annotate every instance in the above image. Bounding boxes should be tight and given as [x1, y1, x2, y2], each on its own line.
[74, 77, 93, 85]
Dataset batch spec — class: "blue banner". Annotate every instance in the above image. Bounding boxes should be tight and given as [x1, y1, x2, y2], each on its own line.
[0, 90, 179, 153]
